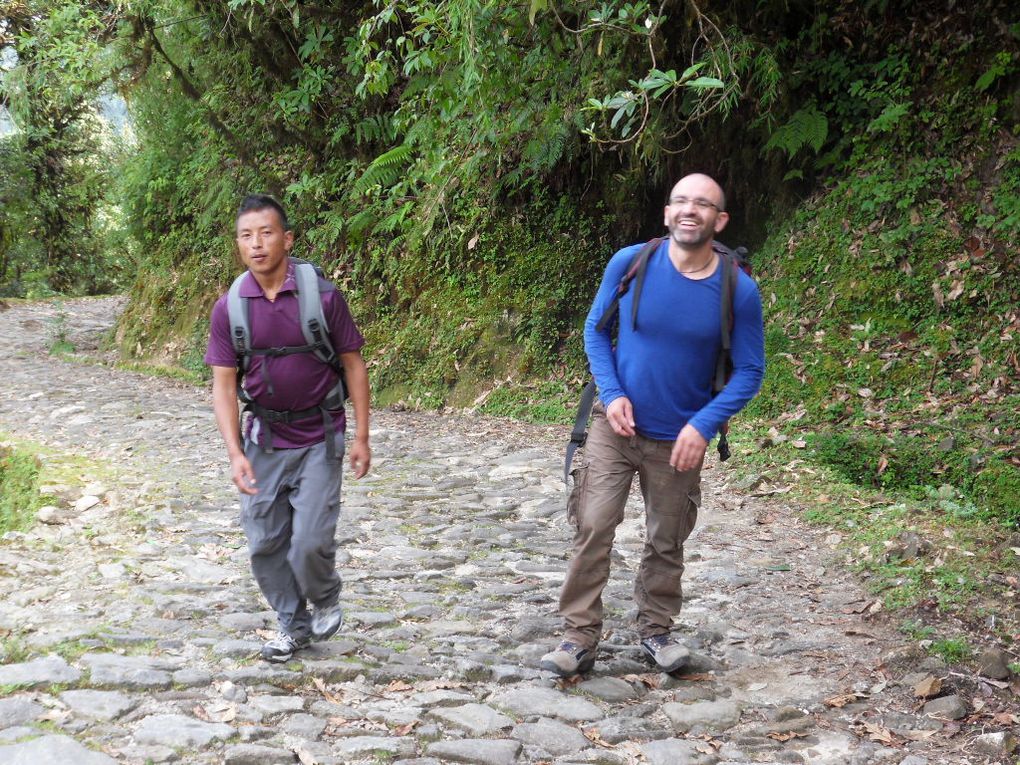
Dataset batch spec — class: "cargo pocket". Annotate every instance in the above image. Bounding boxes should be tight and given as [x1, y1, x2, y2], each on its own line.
[566, 457, 589, 529]
[679, 484, 701, 543]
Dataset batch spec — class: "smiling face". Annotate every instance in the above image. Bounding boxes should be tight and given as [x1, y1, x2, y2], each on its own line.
[235, 207, 293, 283]
[663, 174, 729, 250]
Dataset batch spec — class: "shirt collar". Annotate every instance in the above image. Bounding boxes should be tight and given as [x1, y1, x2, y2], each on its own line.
[238, 261, 297, 298]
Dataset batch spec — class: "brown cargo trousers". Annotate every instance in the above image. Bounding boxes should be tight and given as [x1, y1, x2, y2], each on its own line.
[559, 407, 702, 648]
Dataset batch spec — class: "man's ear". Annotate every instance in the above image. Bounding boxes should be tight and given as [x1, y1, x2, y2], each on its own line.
[284, 230, 295, 251]
[713, 211, 730, 234]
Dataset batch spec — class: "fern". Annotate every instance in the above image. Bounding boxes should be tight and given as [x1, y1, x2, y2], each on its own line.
[354, 114, 397, 146]
[351, 145, 414, 196]
[765, 105, 829, 159]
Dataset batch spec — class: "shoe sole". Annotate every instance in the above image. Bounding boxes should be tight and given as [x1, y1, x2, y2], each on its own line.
[642, 649, 688, 674]
[261, 652, 294, 663]
[539, 653, 596, 677]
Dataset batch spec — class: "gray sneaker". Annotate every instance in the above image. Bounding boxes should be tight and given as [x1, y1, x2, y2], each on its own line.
[641, 633, 690, 673]
[539, 640, 596, 677]
[311, 601, 344, 641]
[260, 632, 310, 663]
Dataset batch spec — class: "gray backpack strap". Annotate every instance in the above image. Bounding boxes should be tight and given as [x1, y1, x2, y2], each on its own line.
[294, 261, 346, 458]
[226, 271, 252, 372]
[293, 261, 336, 366]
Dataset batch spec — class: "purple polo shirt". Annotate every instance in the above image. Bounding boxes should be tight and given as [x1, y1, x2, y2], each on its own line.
[205, 265, 365, 448]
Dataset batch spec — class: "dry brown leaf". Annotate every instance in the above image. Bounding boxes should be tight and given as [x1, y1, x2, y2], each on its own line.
[902, 729, 939, 741]
[863, 722, 897, 745]
[385, 680, 415, 693]
[914, 675, 942, 698]
[582, 727, 617, 748]
[621, 673, 661, 689]
[393, 721, 417, 736]
[767, 730, 807, 741]
[672, 672, 714, 682]
[824, 693, 860, 708]
[312, 677, 345, 704]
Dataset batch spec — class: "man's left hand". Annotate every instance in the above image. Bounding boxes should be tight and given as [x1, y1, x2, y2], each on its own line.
[670, 424, 708, 472]
[349, 439, 371, 479]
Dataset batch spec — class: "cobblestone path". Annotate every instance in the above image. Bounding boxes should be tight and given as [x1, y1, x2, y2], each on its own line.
[0, 297, 1010, 764]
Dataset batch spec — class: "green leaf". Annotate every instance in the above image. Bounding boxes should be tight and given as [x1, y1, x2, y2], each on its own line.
[529, 0, 549, 25]
[686, 76, 724, 90]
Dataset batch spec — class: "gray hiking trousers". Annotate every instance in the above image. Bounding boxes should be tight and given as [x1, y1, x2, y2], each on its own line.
[240, 431, 345, 641]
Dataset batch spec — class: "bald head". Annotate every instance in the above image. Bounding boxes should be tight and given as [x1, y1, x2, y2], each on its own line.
[667, 174, 726, 211]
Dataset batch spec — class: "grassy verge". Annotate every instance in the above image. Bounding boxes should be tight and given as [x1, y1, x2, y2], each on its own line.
[0, 433, 121, 536]
[724, 419, 1020, 656]
[0, 441, 49, 534]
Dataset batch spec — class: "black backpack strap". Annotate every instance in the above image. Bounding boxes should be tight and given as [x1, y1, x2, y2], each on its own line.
[629, 237, 661, 332]
[594, 237, 662, 334]
[713, 248, 739, 461]
[569, 238, 662, 481]
[564, 380, 598, 483]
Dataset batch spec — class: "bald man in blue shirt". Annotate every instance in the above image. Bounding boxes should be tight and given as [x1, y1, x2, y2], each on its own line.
[542, 174, 766, 677]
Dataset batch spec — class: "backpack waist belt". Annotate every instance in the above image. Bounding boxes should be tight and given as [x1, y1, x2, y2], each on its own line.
[244, 382, 345, 461]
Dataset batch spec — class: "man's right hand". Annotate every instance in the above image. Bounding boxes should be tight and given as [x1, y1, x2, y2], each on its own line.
[230, 453, 258, 495]
[606, 396, 636, 437]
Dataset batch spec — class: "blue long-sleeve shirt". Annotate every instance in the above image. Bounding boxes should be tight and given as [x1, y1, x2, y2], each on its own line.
[585, 239, 766, 442]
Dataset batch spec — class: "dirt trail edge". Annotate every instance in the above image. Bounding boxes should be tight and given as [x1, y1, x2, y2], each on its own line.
[0, 297, 1010, 765]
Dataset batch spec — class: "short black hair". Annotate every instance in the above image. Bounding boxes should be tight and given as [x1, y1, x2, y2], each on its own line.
[237, 194, 290, 231]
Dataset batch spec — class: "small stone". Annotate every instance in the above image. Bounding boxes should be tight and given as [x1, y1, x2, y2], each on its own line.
[333, 735, 417, 759]
[922, 694, 967, 720]
[976, 648, 1011, 680]
[0, 734, 118, 764]
[511, 717, 589, 756]
[426, 738, 522, 765]
[0, 654, 81, 688]
[642, 738, 711, 765]
[972, 731, 1018, 757]
[578, 676, 642, 702]
[74, 495, 102, 512]
[133, 713, 235, 747]
[36, 505, 71, 524]
[662, 699, 742, 733]
[223, 743, 299, 764]
[59, 689, 137, 720]
[0, 697, 44, 727]
[489, 686, 602, 722]
[427, 703, 514, 735]
[219, 681, 248, 703]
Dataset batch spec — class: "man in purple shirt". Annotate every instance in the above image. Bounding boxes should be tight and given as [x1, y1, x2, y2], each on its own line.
[205, 194, 371, 662]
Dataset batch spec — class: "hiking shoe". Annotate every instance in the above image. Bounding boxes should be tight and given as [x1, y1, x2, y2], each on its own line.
[311, 601, 344, 641]
[641, 633, 690, 673]
[260, 632, 310, 663]
[539, 640, 596, 677]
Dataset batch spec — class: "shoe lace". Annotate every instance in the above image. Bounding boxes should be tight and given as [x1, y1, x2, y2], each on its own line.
[645, 634, 672, 649]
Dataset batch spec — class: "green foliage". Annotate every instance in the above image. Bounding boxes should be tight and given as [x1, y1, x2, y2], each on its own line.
[0, 444, 44, 534]
[929, 637, 973, 664]
[764, 104, 829, 159]
[0, 0, 127, 295]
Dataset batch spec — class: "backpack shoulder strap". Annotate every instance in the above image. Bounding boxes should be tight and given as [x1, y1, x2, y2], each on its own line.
[713, 247, 738, 394]
[565, 379, 598, 483]
[227, 271, 252, 372]
[293, 260, 338, 368]
[628, 236, 663, 332]
[594, 237, 663, 334]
